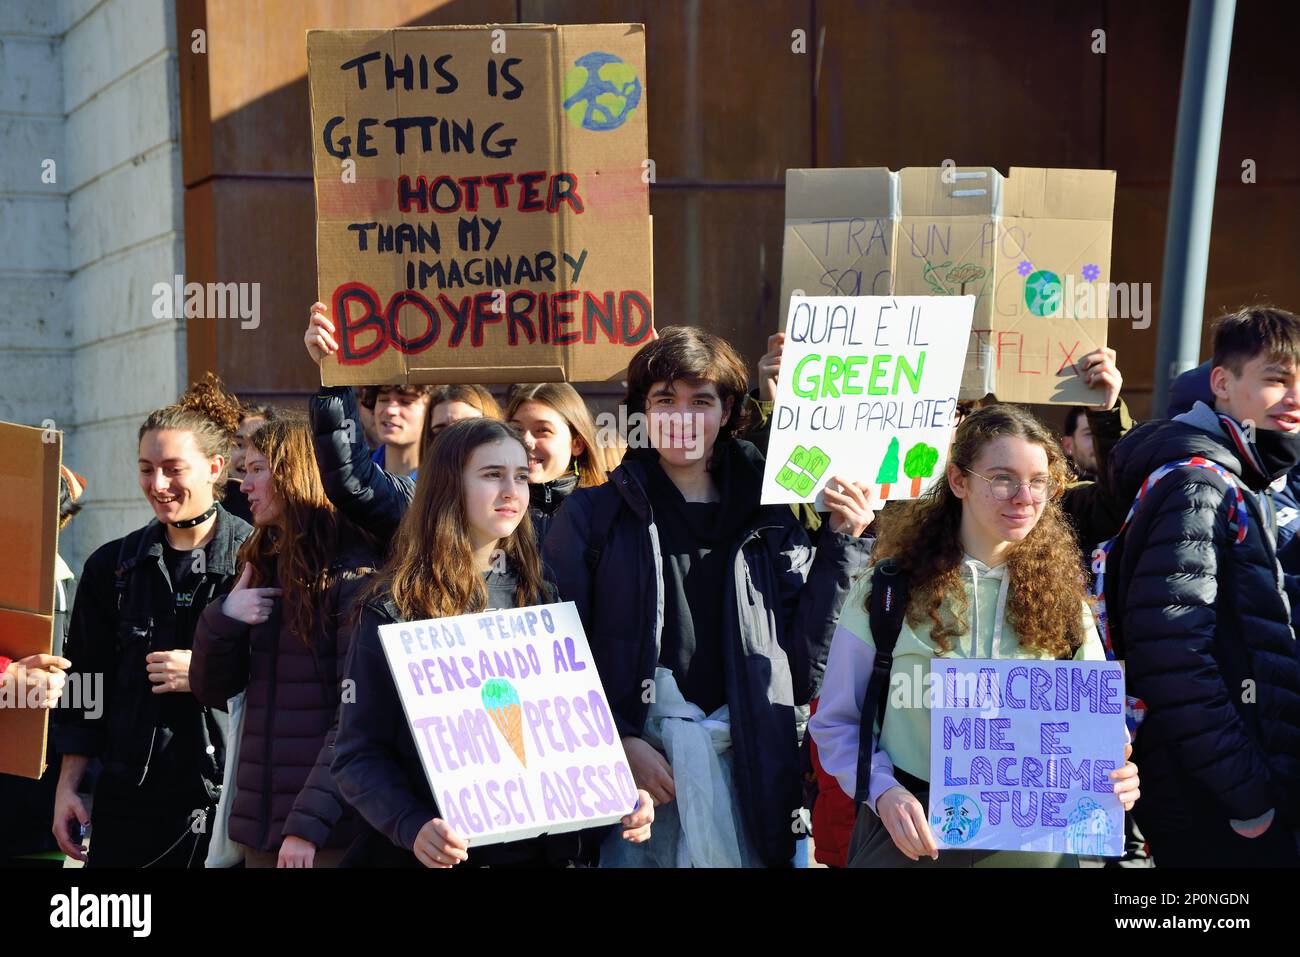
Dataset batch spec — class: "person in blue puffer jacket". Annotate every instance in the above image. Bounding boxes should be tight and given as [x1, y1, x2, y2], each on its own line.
[1168, 359, 1300, 570]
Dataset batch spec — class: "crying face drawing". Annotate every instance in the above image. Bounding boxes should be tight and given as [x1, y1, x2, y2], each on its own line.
[931, 794, 982, 846]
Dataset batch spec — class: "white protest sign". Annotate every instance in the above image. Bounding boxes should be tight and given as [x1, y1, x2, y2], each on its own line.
[760, 295, 974, 506]
[928, 658, 1126, 856]
[378, 601, 636, 846]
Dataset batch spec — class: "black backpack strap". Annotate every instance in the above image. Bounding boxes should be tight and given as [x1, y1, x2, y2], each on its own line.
[855, 559, 910, 805]
[114, 526, 153, 611]
[582, 484, 626, 574]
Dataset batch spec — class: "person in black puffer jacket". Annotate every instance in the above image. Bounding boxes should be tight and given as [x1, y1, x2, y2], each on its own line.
[1167, 358, 1300, 570]
[505, 382, 615, 544]
[332, 418, 653, 867]
[303, 303, 499, 548]
[1106, 306, 1300, 867]
[191, 418, 378, 867]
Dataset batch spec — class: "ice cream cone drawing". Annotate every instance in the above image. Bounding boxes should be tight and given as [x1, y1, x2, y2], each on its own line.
[482, 678, 527, 767]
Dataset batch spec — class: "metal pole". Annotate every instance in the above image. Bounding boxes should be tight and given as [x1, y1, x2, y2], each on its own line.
[1152, 0, 1237, 414]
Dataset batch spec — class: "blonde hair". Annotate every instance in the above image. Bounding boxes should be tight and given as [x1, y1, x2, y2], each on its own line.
[505, 382, 611, 487]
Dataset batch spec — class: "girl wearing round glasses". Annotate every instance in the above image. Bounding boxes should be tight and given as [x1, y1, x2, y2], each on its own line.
[810, 403, 1140, 867]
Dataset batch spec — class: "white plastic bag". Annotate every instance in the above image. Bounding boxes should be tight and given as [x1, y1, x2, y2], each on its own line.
[205, 691, 246, 867]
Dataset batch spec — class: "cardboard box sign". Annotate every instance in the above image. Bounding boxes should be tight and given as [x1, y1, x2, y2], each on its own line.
[0, 421, 62, 779]
[308, 24, 655, 386]
[780, 166, 1117, 405]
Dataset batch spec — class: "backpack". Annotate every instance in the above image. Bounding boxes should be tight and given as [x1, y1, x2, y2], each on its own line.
[582, 483, 628, 574]
[114, 525, 155, 613]
[854, 559, 910, 805]
[1090, 455, 1250, 736]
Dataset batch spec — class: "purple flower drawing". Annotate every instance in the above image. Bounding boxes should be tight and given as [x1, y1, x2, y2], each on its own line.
[1082, 263, 1101, 282]
[1017, 260, 1034, 277]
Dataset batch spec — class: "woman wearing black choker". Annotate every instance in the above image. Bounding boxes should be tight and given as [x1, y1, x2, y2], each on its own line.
[51, 374, 252, 868]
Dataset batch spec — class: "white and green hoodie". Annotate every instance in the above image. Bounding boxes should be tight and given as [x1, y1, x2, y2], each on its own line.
[809, 557, 1105, 812]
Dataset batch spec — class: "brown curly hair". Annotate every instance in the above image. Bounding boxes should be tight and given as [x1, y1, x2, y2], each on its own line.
[869, 404, 1086, 659]
[138, 372, 243, 499]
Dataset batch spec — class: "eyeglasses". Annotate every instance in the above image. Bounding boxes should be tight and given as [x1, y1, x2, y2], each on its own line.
[962, 468, 1057, 503]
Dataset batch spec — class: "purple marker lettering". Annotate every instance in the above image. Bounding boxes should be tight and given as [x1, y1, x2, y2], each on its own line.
[980, 790, 1009, 825]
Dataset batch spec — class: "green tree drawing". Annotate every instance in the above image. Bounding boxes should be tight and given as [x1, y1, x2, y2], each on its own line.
[903, 442, 940, 497]
[876, 436, 900, 497]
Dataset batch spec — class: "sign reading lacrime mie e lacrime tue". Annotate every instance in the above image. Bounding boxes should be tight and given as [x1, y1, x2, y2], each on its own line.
[928, 658, 1126, 857]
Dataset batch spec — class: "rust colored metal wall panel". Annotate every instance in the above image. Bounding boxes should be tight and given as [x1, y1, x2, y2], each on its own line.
[650, 186, 786, 371]
[176, 0, 1299, 410]
[1102, 2, 1186, 180]
[815, 0, 1106, 171]
[177, 0, 212, 186]
[1205, 185, 1300, 339]
[526, 0, 814, 182]
[182, 180, 217, 385]
[1103, 0, 1300, 411]
[1104, 186, 1167, 414]
[179, 0, 519, 395]
[1219, 1, 1300, 183]
[207, 177, 321, 396]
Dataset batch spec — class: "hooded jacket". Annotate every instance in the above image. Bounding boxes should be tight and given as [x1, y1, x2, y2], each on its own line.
[543, 438, 872, 866]
[1107, 402, 1300, 827]
[529, 471, 579, 545]
[190, 537, 376, 852]
[310, 386, 412, 546]
[330, 570, 579, 867]
[811, 559, 1105, 811]
[1166, 361, 1300, 559]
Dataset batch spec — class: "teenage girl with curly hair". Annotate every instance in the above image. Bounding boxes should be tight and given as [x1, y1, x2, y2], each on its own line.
[810, 403, 1141, 867]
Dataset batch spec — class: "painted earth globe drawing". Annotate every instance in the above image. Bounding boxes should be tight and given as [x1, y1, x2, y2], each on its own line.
[1024, 269, 1063, 317]
[931, 793, 983, 846]
[563, 51, 642, 131]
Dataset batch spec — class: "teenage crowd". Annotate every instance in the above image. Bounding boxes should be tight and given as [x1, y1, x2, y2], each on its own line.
[4, 302, 1299, 870]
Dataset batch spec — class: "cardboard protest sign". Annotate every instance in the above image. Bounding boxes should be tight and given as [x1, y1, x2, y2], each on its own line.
[0, 421, 61, 779]
[760, 295, 974, 506]
[307, 24, 654, 387]
[780, 167, 1116, 405]
[928, 658, 1126, 857]
[377, 601, 636, 845]
[779, 168, 897, 312]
